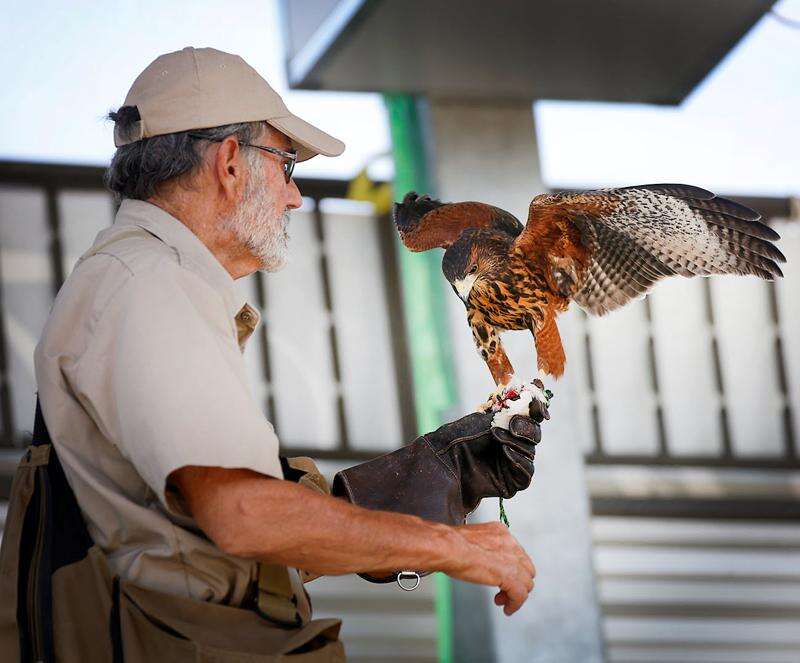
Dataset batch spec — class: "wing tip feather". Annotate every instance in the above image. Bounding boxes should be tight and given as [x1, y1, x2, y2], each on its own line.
[392, 191, 438, 232]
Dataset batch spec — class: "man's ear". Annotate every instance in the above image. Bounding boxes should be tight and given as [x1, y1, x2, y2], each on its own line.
[214, 135, 246, 201]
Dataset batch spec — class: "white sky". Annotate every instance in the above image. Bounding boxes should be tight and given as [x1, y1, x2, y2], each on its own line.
[535, 0, 800, 196]
[0, 0, 391, 180]
[1, 0, 798, 195]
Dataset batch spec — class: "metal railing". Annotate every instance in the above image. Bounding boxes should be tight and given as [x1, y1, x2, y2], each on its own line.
[0, 161, 416, 469]
[576, 194, 799, 472]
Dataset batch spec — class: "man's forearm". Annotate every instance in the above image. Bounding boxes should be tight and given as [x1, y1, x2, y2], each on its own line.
[172, 465, 537, 615]
[172, 466, 463, 576]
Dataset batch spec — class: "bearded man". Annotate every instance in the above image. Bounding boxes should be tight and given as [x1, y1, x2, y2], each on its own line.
[3, 48, 547, 662]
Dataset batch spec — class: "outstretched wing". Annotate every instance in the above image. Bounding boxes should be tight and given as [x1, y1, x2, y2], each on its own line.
[392, 191, 523, 252]
[513, 184, 785, 316]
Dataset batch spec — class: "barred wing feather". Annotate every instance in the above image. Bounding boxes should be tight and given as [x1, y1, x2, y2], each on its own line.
[520, 184, 785, 317]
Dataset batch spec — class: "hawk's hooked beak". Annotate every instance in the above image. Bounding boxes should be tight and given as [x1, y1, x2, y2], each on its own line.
[452, 274, 477, 303]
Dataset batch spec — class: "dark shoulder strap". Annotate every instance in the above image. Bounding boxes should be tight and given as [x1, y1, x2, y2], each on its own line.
[33, 397, 94, 569]
[17, 397, 98, 663]
[32, 397, 50, 447]
[17, 397, 56, 662]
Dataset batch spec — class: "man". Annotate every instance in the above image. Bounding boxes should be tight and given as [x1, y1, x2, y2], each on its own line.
[16, 47, 545, 660]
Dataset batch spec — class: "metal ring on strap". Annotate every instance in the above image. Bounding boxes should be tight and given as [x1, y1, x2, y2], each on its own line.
[396, 571, 421, 592]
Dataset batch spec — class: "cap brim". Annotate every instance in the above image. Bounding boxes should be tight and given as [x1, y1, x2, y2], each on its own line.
[267, 114, 345, 162]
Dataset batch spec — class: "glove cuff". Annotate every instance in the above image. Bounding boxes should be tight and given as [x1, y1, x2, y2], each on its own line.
[331, 438, 467, 525]
[331, 439, 467, 584]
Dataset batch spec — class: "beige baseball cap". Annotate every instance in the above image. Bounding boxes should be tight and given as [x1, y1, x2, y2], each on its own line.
[114, 47, 345, 162]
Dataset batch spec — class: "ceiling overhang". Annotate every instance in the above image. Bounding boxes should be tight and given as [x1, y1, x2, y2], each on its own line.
[281, 0, 775, 104]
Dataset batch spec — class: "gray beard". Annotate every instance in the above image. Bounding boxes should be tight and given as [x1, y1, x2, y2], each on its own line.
[221, 157, 290, 273]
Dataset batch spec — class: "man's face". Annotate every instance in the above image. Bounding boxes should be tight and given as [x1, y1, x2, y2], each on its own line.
[220, 127, 302, 272]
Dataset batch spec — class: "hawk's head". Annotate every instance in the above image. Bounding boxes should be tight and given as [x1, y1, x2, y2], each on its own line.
[442, 229, 510, 305]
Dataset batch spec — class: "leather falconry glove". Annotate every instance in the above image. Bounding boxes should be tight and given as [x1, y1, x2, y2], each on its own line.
[331, 397, 549, 583]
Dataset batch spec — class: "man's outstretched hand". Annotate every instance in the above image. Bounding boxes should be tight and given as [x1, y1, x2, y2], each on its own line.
[449, 521, 535, 616]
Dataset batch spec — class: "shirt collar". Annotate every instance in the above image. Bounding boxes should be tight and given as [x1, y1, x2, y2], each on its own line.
[113, 199, 261, 339]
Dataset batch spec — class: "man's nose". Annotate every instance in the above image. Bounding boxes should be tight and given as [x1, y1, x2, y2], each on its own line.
[287, 179, 302, 209]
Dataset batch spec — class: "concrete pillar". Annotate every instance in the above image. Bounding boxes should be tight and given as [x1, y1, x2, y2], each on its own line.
[425, 99, 605, 663]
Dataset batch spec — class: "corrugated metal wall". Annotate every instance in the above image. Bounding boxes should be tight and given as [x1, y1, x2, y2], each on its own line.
[593, 516, 800, 662]
[585, 218, 800, 660]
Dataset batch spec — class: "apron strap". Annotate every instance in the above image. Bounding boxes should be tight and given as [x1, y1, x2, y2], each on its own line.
[254, 563, 312, 628]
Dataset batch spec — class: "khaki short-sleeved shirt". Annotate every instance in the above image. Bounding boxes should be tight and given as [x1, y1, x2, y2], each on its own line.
[34, 199, 285, 605]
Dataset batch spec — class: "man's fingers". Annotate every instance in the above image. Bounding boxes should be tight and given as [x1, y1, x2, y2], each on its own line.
[496, 559, 534, 616]
[500, 581, 527, 615]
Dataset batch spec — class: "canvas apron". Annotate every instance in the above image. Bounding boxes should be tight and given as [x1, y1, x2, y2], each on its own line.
[0, 399, 345, 662]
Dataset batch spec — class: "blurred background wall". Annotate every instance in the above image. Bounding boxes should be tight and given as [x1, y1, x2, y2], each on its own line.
[1, 1, 799, 662]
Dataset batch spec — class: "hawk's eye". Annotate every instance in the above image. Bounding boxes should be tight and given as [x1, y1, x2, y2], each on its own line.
[468, 264, 478, 275]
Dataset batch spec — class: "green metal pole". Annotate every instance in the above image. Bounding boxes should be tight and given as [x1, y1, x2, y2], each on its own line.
[383, 93, 458, 663]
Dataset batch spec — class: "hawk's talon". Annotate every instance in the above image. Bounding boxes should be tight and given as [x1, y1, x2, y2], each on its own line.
[477, 379, 517, 413]
[478, 378, 554, 427]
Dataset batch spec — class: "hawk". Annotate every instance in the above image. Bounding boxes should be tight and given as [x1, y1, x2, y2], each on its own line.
[393, 184, 785, 388]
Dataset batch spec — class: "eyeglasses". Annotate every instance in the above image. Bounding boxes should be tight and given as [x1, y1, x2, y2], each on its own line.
[188, 133, 297, 183]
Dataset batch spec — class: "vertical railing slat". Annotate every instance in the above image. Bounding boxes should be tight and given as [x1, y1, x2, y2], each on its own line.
[710, 275, 784, 457]
[0, 188, 54, 443]
[322, 200, 404, 451]
[649, 278, 722, 456]
[587, 300, 659, 455]
[263, 203, 339, 449]
[773, 220, 800, 457]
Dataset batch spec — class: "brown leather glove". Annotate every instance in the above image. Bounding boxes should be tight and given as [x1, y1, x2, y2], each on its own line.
[331, 399, 548, 582]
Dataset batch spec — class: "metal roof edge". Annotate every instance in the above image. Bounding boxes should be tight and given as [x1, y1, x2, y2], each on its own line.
[285, 0, 372, 88]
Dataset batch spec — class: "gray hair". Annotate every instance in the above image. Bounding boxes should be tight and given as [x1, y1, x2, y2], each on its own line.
[104, 106, 265, 201]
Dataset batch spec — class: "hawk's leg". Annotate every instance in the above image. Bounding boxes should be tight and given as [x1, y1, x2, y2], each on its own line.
[469, 316, 517, 412]
[470, 319, 515, 387]
[531, 314, 566, 379]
